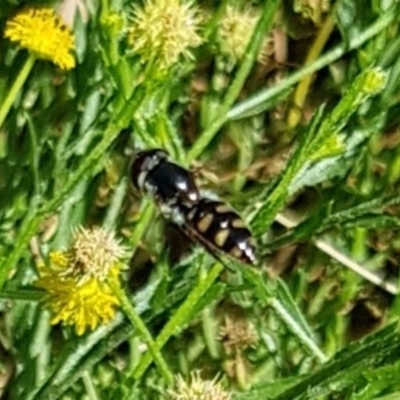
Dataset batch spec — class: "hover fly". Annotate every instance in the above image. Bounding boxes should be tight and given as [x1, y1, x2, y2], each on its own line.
[131, 149, 256, 265]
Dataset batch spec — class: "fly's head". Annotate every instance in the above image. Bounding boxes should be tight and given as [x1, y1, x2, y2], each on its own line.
[130, 149, 168, 193]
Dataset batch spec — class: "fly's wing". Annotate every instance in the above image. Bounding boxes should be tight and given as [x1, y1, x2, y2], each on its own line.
[177, 219, 233, 268]
[164, 222, 193, 265]
[176, 217, 257, 267]
[178, 200, 257, 265]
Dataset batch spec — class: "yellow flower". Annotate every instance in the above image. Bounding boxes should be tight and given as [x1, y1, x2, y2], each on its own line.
[128, 0, 202, 71]
[169, 371, 231, 400]
[4, 7, 75, 70]
[36, 270, 120, 336]
[35, 227, 127, 335]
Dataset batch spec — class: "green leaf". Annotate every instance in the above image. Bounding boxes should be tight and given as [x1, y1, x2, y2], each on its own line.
[240, 267, 326, 363]
[289, 128, 370, 194]
[336, 0, 377, 44]
[251, 69, 386, 236]
[273, 325, 400, 399]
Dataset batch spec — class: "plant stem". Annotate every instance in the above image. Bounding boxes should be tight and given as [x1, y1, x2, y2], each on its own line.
[133, 262, 224, 379]
[41, 89, 145, 215]
[25, 112, 41, 195]
[0, 88, 146, 290]
[271, 298, 327, 363]
[274, 212, 399, 295]
[250, 68, 387, 235]
[0, 289, 43, 301]
[129, 200, 155, 251]
[0, 53, 36, 129]
[82, 371, 99, 400]
[287, 15, 336, 128]
[227, 6, 397, 120]
[0, 212, 41, 289]
[111, 280, 174, 385]
[187, 0, 279, 162]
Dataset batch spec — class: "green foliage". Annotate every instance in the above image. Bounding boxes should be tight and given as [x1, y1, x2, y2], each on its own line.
[235, 326, 400, 399]
[1, 1, 400, 399]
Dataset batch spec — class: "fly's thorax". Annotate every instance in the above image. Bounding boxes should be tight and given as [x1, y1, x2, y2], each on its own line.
[131, 149, 199, 207]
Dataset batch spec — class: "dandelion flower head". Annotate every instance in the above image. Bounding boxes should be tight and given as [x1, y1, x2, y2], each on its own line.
[294, 0, 331, 25]
[128, 0, 202, 71]
[169, 371, 231, 400]
[36, 265, 120, 335]
[4, 7, 75, 70]
[218, 6, 272, 63]
[219, 315, 258, 354]
[35, 227, 127, 335]
[66, 226, 128, 284]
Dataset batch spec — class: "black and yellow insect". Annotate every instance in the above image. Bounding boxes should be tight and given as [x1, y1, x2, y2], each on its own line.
[131, 149, 256, 264]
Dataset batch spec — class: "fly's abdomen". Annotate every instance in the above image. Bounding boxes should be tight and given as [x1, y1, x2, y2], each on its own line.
[185, 199, 256, 264]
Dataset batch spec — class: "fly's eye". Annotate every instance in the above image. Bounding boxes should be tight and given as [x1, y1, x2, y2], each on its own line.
[131, 149, 169, 190]
[150, 149, 169, 162]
